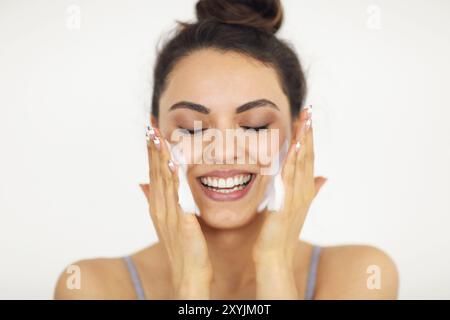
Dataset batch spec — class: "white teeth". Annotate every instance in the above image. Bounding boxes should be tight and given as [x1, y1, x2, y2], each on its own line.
[206, 184, 246, 193]
[200, 174, 252, 189]
[218, 178, 226, 188]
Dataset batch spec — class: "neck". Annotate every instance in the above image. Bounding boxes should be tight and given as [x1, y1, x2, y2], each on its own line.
[198, 213, 265, 292]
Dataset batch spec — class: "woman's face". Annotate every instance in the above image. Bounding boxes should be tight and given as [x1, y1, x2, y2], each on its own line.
[157, 48, 293, 229]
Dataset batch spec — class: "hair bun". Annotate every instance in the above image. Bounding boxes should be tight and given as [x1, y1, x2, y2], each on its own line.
[196, 0, 283, 34]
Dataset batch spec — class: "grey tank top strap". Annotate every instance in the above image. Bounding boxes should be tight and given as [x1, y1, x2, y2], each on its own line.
[123, 246, 322, 300]
[123, 256, 146, 300]
[304, 245, 322, 300]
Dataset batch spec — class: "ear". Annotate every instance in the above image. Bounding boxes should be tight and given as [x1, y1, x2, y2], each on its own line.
[139, 183, 150, 202]
[314, 176, 328, 197]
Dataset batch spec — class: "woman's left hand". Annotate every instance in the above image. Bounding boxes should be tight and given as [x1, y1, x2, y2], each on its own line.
[252, 106, 327, 299]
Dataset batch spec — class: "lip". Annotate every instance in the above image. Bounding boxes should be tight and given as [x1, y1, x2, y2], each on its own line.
[197, 172, 256, 202]
[198, 169, 255, 179]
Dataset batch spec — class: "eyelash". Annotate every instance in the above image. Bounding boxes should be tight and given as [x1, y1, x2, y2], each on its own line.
[178, 125, 269, 135]
[241, 125, 269, 131]
[180, 128, 206, 135]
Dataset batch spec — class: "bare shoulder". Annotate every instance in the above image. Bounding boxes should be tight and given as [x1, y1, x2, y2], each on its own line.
[54, 243, 167, 300]
[315, 244, 399, 299]
[53, 256, 136, 299]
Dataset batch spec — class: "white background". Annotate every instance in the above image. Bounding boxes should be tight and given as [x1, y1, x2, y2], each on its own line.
[1, 0, 449, 299]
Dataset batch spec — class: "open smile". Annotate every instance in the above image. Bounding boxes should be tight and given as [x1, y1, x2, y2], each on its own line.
[197, 170, 256, 201]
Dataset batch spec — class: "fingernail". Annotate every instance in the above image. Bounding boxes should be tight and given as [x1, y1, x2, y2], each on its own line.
[305, 118, 312, 131]
[305, 105, 313, 119]
[300, 118, 311, 135]
[145, 125, 156, 143]
[153, 136, 161, 150]
[295, 141, 301, 153]
[168, 160, 176, 172]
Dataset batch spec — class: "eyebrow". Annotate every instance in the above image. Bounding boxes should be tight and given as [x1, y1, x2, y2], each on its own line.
[168, 99, 279, 114]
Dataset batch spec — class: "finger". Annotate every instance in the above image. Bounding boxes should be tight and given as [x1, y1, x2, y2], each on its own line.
[164, 161, 181, 230]
[171, 164, 182, 217]
[293, 107, 310, 179]
[147, 127, 167, 226]
[139, 182, 166, 242]
[140, 183, 162, 230]
[294, 106, 315, 201]
[278, 142, 296, 215]
[154, 129, 180, 230]
[314, 176, 327, 197]
[304, 108, 315, 181]
[290, 109, 309, 216]
[280, 112, 303, 213]
[179, 213, 203, 239]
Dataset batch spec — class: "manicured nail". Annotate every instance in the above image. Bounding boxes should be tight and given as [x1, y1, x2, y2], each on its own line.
[149, 126, 156, 135]
[146, 127, 155, 141]
[153, 136, 161, 150]
[305, 105, 313, 119]
[300, 117, 312, 135]
[295, 141, 301, 153]
[305, 118, 312, 131]
[168, 160, 176, 172]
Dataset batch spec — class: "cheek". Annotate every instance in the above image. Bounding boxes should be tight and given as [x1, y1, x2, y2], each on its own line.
[247, 128, 289, 169]
[168, 134, 205, 165]
[169, 125, 291, 168]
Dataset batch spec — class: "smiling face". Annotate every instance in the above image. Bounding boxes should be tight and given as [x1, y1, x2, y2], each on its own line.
[156, 48, 293, 229]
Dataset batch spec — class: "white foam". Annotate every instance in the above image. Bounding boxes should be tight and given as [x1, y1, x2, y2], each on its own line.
[163, 138, 290, 216]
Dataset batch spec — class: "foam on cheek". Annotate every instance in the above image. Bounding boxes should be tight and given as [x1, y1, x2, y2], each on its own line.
[163, 138, 289, 216]
[165, 140, 201, 216]
[256, 138, 289, 213]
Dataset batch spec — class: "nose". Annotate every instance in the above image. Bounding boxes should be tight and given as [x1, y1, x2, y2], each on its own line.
[202, 126, 242, 165]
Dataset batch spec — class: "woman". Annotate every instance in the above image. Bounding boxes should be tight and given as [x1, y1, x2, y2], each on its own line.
[55, 0, 398, 300]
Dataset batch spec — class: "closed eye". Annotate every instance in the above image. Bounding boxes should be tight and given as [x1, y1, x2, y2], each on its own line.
[177, 125, 269, 135]
[177, 127, 207, 135]
[241, 125, 269, 131]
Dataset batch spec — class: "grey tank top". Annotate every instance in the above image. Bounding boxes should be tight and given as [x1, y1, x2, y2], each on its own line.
[123, 245, 322, 300]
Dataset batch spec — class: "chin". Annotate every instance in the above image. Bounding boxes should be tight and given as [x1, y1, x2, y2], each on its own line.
[197, 206, 259, 230]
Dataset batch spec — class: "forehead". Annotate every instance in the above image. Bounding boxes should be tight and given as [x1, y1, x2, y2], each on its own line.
[159, 48, 289, 115]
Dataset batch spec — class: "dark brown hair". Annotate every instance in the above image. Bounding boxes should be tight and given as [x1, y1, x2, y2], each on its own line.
[151, 0, 307, 122]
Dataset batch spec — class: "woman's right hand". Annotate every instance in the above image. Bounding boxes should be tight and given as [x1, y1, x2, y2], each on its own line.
[140, 126, 212, 299]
